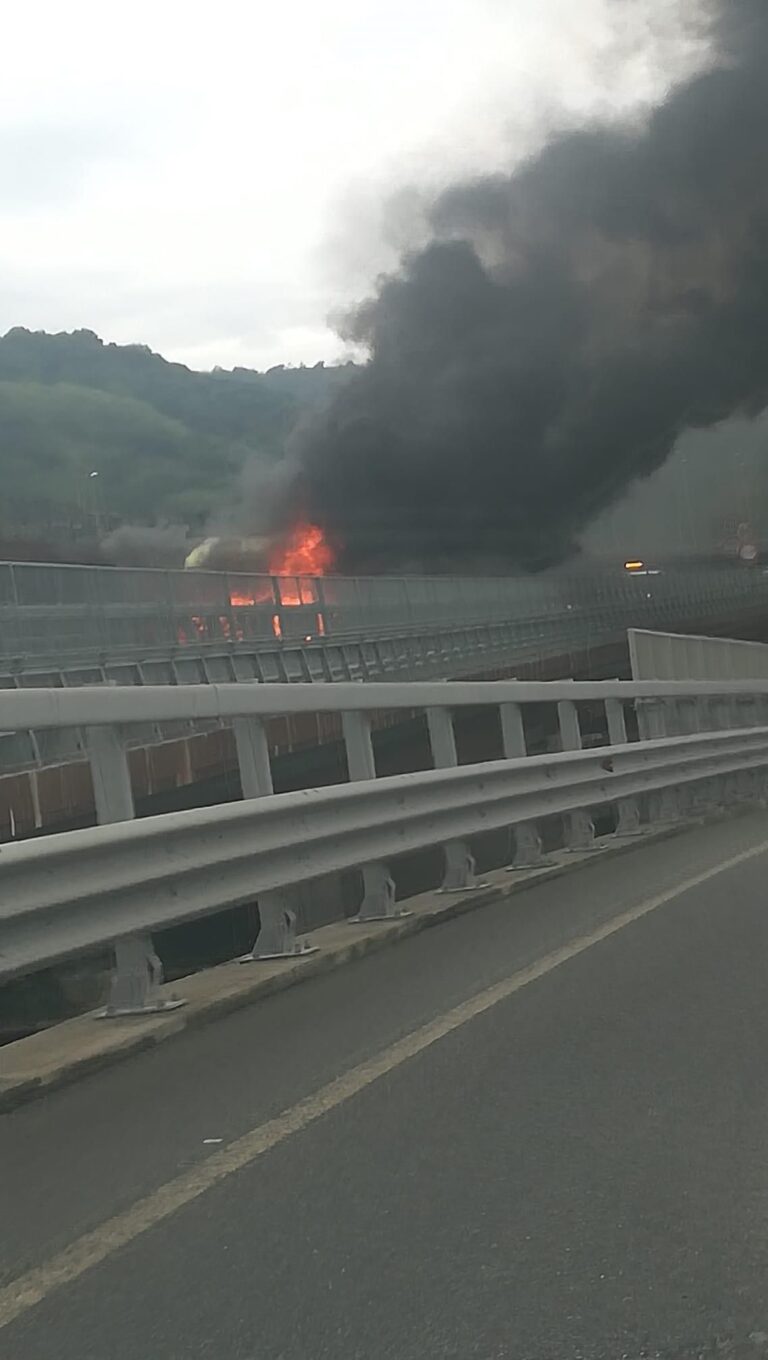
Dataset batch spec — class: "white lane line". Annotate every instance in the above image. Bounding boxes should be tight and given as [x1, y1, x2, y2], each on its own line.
[2, 836, 767, 1331]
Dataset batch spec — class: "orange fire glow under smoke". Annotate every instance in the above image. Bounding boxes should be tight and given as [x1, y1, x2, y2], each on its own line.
[268, 522, 333, 577]
[226, 523, 333, 635]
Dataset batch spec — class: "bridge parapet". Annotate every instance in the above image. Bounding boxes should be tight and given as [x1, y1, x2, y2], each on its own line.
[0, 558, 766, 670]
[1, 676, 767, 1018]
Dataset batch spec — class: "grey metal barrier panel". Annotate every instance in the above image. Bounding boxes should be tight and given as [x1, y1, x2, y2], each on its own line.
[629, 628, 768, 682]
[3, 725, 768, 983]
[11, 562, 93, 607]
[357, 575, 410, 629]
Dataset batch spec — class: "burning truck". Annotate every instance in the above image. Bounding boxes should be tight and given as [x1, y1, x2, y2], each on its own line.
[182, 522, 333, 642]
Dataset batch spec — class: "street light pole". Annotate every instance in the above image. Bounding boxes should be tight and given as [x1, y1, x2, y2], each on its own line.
[88, 470, 103, 538]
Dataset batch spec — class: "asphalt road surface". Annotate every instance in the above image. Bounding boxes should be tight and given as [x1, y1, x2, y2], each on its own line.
[3, 810, 768, 1359]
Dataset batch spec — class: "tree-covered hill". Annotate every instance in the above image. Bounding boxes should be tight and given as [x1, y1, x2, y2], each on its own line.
[0, 328, 353, 545]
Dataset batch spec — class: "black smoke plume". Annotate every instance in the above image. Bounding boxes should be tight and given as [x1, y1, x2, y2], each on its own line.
[279, 0, 768, 572]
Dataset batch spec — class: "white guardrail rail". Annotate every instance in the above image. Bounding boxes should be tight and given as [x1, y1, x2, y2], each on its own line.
[2, 678, 768, 1017]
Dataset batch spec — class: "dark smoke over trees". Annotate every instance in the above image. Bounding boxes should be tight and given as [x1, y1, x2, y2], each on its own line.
[279, 0, 768, 572]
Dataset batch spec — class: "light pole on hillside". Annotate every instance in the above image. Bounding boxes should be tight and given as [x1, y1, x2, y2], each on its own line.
[87, 470, 104, 538]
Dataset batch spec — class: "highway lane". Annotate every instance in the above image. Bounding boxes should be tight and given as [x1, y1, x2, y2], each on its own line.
[3, 810, 768, 1358]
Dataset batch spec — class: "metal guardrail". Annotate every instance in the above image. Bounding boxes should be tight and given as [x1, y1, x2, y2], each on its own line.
[4, 677, 768, 781]
[2, 677, 768, 1017]
[3, 727, 768, 990]
[3, 677, 768, 729]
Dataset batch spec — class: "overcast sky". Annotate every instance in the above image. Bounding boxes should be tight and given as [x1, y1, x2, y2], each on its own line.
[1, 0, 703, 372]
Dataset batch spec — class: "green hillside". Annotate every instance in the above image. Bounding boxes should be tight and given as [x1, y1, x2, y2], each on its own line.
[0, 328, 352, 546]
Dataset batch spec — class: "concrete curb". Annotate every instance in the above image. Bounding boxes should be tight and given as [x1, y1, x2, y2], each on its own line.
[0, 820, 703, 1113]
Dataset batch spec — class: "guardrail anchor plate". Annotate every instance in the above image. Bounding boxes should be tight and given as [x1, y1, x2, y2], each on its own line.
[240, 941, 319, 963]
[349, 909, 413, 923]
[97, 999, 186, 1019]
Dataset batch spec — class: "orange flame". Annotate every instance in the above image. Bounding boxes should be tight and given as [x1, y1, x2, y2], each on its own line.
[226, 525, 332, 633]
[229, 580, 274, 608]
[268, 522, 333, 578]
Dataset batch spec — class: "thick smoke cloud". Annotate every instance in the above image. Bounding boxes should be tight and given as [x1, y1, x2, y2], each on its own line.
[101, 522, 193, 568]
[280, 0, 768, 572]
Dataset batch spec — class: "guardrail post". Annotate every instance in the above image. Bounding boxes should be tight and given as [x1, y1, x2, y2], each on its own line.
[86, 726, 185, 1018]
[501, 702, 553, 870]
[557, 700, 599, 852]
[427, 706, 486, 891]
[605, 699, 643, 837]
[235, 719, 317, 960]
[342, 710, 399, 921]
[86, 724, 134, 824]
[233, 716, 273, 797]
[244, 890, 317, 960]
[243, 891, 318, 961]
[102, 935, 184, 1018]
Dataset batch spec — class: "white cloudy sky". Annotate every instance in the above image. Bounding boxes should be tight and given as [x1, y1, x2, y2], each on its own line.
[1, 0, 704, 371]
